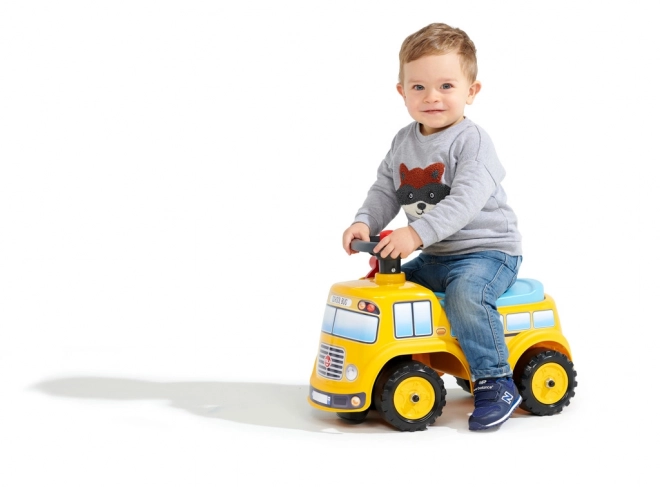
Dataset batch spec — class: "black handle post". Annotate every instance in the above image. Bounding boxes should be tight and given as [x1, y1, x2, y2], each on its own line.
[350, 239, 402, 275]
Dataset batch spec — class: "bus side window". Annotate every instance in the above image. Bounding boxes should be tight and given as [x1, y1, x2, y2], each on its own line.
[507, 312, 531, 331]
[394, 301, 432, 338]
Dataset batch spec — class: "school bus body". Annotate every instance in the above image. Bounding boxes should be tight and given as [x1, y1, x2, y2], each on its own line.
[308, 271, 575, 424]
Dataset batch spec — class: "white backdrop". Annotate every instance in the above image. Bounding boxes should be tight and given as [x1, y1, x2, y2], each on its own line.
[2, 1, 658, 485]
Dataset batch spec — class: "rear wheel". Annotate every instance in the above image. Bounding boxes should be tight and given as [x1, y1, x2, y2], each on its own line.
[515, 350, 577, 415]
[374, 360, 446, 432]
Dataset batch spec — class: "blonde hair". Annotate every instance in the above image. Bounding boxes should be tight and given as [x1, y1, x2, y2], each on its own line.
[398, 23, 478, 84]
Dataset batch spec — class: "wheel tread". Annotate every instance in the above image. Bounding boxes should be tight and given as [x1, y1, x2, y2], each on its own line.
[517, 350, 577, 416]
[374, 361, 446, 432]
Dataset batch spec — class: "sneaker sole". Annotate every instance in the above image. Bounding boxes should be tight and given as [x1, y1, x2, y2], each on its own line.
[469, 395, 522, 431]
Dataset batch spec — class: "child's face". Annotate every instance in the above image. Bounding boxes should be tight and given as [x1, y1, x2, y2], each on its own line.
[397, 52, 481, 136]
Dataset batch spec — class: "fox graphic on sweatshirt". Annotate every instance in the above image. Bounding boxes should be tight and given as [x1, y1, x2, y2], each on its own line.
[396, 162, 451, 219]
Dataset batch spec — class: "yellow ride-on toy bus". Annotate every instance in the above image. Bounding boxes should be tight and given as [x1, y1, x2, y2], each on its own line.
[308, 234, 577, 432]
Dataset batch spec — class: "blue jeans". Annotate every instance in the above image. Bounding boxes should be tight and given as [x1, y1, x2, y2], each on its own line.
[401, 251, 522, 381]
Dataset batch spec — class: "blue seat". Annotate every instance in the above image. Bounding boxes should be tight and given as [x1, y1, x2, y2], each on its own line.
[434, 278, 544, 307]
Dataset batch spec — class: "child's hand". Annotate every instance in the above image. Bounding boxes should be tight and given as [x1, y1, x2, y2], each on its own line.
[373, 227, 422, 259]
[342, 222, 371, 255]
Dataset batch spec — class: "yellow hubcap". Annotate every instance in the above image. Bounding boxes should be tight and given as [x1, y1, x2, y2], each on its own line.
[532, 363, 568, 404]
[393, 377, 435, 420]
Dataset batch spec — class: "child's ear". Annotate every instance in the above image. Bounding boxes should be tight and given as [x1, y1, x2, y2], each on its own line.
[466, 80, 482, 105]
[396, 83, 405, 100]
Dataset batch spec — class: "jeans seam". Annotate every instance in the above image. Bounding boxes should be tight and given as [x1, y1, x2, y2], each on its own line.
[482, 262, 510, 371]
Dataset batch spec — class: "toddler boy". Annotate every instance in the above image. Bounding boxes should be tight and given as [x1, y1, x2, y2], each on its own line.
[341, 23, 523, 431]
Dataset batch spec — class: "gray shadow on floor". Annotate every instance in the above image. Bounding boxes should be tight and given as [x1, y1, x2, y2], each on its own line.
[31, 376, 494, 434]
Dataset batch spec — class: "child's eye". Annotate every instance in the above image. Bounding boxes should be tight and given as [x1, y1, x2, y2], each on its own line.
[441, 83, 452, 89]
[412, 85, 424, 91]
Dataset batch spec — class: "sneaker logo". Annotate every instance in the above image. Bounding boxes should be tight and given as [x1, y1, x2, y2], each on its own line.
[502, 391, 514, 405]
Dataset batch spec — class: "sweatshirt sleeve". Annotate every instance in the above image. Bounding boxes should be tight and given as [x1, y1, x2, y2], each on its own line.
[410, 127, 504, 247]
[353, 147, 401, 235]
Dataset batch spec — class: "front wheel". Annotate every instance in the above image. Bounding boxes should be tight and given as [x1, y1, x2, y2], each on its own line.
[374, 360, 446, 432]
[515, 350, 577, 415]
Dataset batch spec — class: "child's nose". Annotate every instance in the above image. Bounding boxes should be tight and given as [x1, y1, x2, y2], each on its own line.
[424, 89, 441, 103]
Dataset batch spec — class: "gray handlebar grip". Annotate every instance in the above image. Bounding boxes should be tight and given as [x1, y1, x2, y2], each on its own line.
[350, 240, 377, 254]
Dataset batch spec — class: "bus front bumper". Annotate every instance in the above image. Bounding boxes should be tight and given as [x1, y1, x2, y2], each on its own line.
[308, 386, 368, 412]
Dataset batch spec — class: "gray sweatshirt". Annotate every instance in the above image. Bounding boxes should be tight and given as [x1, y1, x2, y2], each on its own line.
[354, 118, 523, 256]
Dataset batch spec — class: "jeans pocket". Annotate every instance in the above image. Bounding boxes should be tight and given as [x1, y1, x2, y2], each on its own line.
[504, 255, 522, 290]
[504, 254, 522, 273]
[513, 255, 522, 273]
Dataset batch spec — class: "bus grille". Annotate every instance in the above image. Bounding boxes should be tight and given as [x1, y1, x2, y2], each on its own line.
[316, 343, 345, 380]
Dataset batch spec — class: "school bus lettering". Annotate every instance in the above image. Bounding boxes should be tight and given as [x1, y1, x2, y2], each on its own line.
[330, 294, 352, 307]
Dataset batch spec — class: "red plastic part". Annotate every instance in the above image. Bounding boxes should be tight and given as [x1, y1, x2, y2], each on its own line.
[366, 256, 379, 278]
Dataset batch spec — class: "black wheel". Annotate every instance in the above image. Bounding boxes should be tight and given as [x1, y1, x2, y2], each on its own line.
[515, 350, 577, 415]
[456, 377, 472, 394]
[374, 360, 446, 432]
[336, 410, 369, 424]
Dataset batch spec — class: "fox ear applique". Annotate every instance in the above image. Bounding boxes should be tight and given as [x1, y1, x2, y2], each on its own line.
[399, 162, 445, 189]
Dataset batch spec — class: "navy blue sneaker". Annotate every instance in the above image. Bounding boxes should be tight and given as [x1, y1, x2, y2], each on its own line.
[468, 377, 521, 431]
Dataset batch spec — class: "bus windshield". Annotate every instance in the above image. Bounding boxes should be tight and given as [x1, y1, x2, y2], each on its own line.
[321, 305, 379, 343]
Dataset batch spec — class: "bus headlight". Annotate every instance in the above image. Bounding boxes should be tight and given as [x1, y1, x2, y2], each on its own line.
[345, 364, 358, 381]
